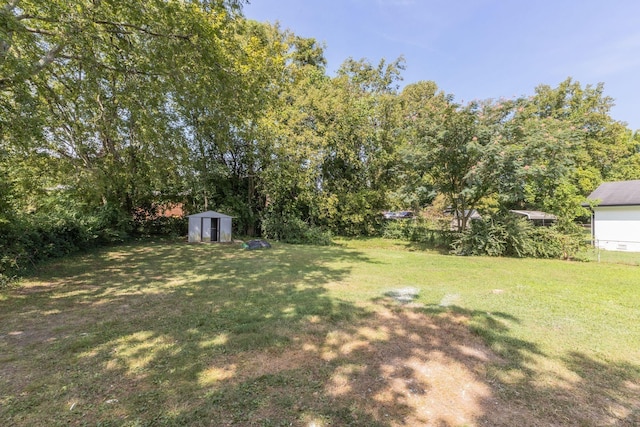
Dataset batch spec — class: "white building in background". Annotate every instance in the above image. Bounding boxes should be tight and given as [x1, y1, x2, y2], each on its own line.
[587, 180, 640, 252]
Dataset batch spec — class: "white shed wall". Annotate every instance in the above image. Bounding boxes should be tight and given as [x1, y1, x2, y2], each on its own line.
[219, 217, 232, 242]
[188, 217, 202, 243]
[593, 206, 640, 252]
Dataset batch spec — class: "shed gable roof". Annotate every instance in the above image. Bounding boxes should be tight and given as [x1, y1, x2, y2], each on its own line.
[587, 180, 640, 207]
[188, 210, 233, 218]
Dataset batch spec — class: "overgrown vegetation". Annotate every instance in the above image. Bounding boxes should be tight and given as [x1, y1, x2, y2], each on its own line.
[381, 217, 455, 248]
[451, 214, 587, 259]
[260, 211, 333, 245]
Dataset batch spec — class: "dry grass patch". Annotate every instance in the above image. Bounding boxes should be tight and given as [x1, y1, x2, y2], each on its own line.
[186, 305, 502, 426]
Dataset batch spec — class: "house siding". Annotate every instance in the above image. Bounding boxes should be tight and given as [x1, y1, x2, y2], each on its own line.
[593, 206, 640, 252]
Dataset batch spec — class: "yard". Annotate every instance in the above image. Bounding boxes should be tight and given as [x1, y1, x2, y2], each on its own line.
[1, 238, 639, 426]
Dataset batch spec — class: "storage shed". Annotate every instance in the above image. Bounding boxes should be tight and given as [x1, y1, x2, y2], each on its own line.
[586, 180, 640, 252]
[188, 211, 233, 243]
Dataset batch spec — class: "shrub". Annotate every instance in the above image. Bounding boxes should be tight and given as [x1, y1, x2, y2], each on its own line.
[261, 211, 332, 245]
[87, 204, 132, 244]
[451, 214, 585, 259]
[452, 217, 508, 256]
[0, 217, 23, 287]
[381, 219, 409, 240]
[382, 217, 454, 248]
[0, 213, 94, 286]
[553, 220, 589, 260]
[133, 216, 187, 237]
[301, 224, 333, 246]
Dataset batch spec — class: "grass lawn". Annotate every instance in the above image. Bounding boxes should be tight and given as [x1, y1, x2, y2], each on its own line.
[1, 238, 638, 426]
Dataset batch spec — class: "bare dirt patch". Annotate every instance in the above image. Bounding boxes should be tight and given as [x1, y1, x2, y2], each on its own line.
[196, 305, 503, 426]
[192, 302, 640, 427]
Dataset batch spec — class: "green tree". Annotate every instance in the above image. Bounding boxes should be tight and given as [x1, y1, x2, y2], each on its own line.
[179, 19, 289, 235]
[497, 111, 582, 218]
[524, 78, 634, 188]
[397, 81, 453, 210]
[316, 57, 404, 235]
[260, 54, 405, 237]
[607, 131, 640, 181]
[401, 90, 516, 231]
[502, 78, 633, 220]
[1, 0, 248, 223]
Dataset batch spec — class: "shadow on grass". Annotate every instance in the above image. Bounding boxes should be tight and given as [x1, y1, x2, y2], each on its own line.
[403, 240, 453, 255]
[1, 240, 639, 426]
[419, 305, 640, 427]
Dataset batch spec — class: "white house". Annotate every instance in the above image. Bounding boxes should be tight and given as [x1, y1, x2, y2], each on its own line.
[587, 180, 640, 252]
[188, 211, 233, 243]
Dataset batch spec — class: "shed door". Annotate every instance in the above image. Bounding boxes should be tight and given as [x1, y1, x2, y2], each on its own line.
[210, 218, 219, 242]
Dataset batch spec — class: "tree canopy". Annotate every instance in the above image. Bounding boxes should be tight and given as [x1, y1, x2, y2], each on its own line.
[2, 1, 638, 278]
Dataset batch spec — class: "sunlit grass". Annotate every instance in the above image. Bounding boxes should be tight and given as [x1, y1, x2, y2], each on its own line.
[1, 238, 638, 426]
[334, 238, 640, 360]
[580, 246, 640, 266]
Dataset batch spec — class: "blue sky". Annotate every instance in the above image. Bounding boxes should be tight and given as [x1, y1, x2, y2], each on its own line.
[243, 0, 640, 130]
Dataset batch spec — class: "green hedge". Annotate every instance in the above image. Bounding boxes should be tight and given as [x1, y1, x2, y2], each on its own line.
[0, 215, 90, 286]
[0, 209, 187, 287]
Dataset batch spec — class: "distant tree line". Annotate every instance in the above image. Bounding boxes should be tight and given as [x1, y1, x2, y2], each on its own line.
[2, 0, 639, 281]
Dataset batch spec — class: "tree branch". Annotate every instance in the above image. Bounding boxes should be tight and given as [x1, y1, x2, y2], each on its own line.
[22, 26, 58, 37]
[57, 54, 164, 77]
[34, 43, 65, 73]
[0, 43, 64, 90]
[93, 20, 193, 41]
